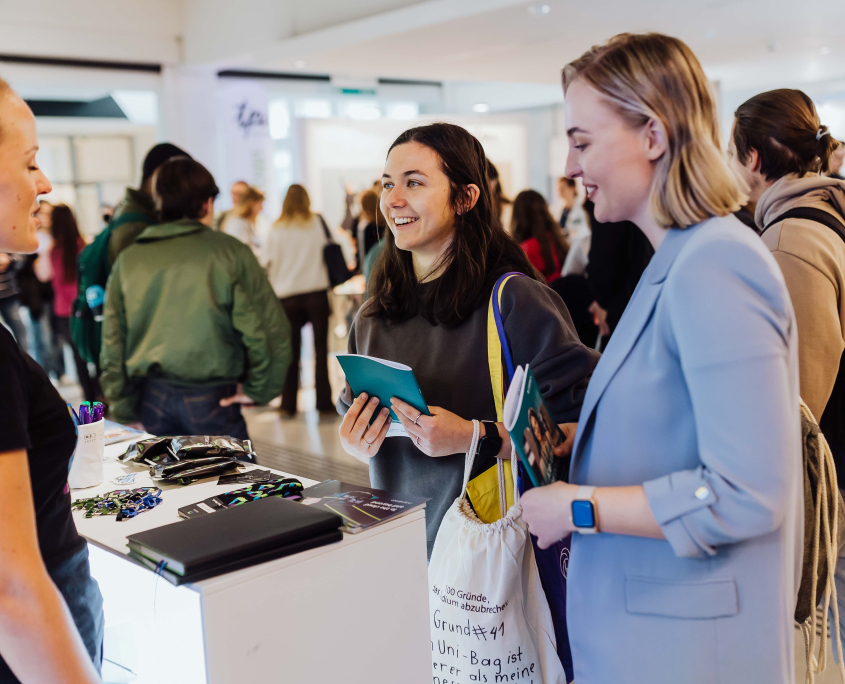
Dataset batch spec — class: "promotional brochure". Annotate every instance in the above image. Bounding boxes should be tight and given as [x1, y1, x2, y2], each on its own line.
[177, 478, 303, 519]
[335, 354, 429, 438]
[503, 365, 569, 487]
[103, 420, 145, 446]
[299, 480, 429, 533]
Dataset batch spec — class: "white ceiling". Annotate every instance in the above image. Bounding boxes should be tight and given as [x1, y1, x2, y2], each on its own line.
[246, 0, 845, 93]
[0, 0, 842, 99]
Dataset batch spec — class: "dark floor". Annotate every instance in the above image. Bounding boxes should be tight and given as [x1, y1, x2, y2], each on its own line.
[244, 403, 369, 485]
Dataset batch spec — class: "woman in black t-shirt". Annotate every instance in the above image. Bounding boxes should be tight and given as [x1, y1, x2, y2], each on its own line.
[0, 79, 103, 683]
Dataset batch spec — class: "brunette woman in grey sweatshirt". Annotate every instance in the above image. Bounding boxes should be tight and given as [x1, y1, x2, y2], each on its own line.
[337, 123, 599, 558]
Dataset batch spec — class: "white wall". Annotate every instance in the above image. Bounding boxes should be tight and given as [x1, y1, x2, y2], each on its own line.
[442, 81, 563, 116]
[34, 118, 157, 186]
[303, 118, 408, 226]
[0, 0, 182, 64]
[302, 112, 532, 228]
[719, 79, 845, 145]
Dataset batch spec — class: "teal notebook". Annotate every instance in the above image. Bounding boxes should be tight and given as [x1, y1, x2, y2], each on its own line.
[336, 354, 429, 437]
[503, 365, 568, 487]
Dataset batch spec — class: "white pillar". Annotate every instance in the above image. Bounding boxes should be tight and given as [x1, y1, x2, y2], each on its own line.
[158, 65, 224, 186]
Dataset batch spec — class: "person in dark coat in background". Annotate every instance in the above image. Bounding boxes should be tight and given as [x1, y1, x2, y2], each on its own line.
[355, 189, 381, 272]
[17, 201, 61, 375]
[0, 253, 27, 351]
[584, 199, 654, 344]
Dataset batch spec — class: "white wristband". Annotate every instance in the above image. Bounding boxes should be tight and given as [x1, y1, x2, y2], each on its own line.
[575, 485, 596, 501]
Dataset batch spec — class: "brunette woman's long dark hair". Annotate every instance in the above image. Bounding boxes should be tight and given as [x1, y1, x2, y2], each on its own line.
[366, 123, 538, 327]
[511, 190, 569, 276]
[50, 204, 81, 283]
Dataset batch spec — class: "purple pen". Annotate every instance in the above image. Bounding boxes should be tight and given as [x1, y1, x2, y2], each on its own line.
[92, 403, 104, 422]
[79, 404, 91, 425]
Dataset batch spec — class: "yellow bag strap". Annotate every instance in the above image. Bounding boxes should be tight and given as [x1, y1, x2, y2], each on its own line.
[487, 274, 518, 422]
[465, 275, 518, 523]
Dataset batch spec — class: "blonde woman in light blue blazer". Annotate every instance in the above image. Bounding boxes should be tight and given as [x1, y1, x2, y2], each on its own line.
[521, 33, 803, 683]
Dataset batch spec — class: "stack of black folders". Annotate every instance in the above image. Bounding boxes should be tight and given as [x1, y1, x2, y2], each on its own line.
[127, 496, 343, 585]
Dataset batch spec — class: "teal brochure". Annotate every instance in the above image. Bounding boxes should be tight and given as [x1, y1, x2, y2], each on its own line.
[504, 365, 568, 487]
[336, 354, 429, 437]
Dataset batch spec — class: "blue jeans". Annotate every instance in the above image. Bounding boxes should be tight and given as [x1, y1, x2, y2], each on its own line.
[140, 380, 250, 441]
[0, 544, 104, 682]
[27, 311, 48, 368]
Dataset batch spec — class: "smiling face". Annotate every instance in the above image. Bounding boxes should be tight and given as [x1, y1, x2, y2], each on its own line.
[564, 79, 659, 225]
[0, 92, 51, 253]
[380, 142, 457, 261]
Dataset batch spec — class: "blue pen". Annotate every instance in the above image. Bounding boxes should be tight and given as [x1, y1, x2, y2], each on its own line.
[67, 403, 79, 426]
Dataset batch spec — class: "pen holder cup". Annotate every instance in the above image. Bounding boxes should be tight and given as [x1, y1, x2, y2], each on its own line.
[68, 420, 105, 489]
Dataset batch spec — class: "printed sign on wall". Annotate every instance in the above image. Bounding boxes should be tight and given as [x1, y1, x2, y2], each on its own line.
[218, 80, 276, 213]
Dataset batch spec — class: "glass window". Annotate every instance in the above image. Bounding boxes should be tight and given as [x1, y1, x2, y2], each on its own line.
[37, 137, 74, 184]
[339, 100, 381, 121]
[273, 149, 294, 200]
[385, 102, 419, 120]
[269, 99, 291, 139]
[294, 99, 333, 119]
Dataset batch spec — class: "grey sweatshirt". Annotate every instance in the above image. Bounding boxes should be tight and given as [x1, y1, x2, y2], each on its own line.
[337, 275, 600, 557]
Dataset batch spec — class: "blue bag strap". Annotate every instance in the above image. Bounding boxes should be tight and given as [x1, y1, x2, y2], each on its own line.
[492, 271, 526, 382]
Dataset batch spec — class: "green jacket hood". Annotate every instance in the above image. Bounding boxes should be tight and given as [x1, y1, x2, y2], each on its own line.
[119, 188, 156, 220]
[136, 219, 208, 242]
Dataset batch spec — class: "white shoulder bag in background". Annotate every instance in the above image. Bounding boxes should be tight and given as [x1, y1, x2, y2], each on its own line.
[428, 420, 566, 684]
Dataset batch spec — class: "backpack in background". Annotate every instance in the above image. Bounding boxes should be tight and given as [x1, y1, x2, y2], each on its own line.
[70, 211, 147, 364]
[763, 206, 845, 473]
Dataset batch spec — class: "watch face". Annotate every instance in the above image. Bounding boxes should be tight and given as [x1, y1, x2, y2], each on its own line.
[571, 500, 595, 528]
[479, 438, 501, 458]
[478, 422, 502, 458]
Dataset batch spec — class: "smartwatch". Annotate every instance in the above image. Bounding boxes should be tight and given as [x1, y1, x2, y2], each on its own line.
[571, 485, 599, 534]
[477, 420, 503, 458]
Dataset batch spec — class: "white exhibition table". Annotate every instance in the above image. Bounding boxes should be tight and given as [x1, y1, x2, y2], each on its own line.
[72, 436, 431, 684]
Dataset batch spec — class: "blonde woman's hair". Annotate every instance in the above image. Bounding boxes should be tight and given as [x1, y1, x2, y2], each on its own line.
[232, 185, 265, 218]
[563, 33, 746, 228]
[278, 183, 313, 225]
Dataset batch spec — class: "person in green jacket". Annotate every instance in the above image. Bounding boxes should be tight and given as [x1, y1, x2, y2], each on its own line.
[107, 143, 190, 265]
[100, 156, 292, 439]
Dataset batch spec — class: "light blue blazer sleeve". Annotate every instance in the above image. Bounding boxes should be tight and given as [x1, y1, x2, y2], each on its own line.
[642, 236, 796, 558]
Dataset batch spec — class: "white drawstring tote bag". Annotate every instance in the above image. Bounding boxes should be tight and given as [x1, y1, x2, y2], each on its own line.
[428, 420, 566, 684]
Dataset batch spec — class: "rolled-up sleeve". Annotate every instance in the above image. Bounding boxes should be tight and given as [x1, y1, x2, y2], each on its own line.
[644, 237, 800, 558]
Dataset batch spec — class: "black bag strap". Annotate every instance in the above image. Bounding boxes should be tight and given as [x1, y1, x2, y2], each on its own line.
[762, 206, 845, 246]
[318, 214, 334, 244]
[766, 206, 845, 472]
